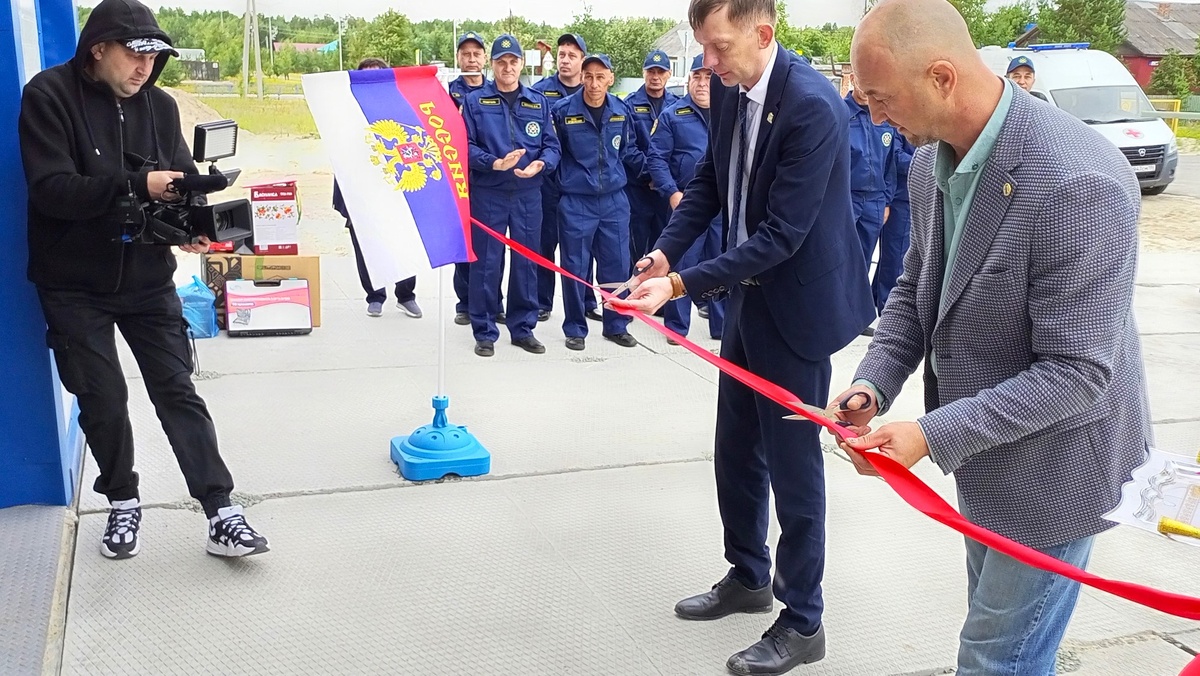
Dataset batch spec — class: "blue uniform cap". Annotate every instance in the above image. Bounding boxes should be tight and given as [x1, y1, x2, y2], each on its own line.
[491, 34, 523, 60]
[690, 54, 708, 72]
[582, 53, 614, 71]
[1007, 56, 1034, 73]
[644, 49, 670, 71]
[557, 33, 587, 54]
[457, 32, 486, 50]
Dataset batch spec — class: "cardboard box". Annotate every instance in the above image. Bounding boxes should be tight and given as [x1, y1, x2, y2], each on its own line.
[249, 181, 301, 256]
[202, 253, 321, 328]
[226, 279, 313, 337]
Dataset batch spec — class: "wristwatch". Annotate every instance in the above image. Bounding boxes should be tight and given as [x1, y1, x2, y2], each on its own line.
[667, 271, 687, 300]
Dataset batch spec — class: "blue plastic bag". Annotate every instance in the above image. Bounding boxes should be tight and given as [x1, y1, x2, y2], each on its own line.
[177, 275, 219, 339]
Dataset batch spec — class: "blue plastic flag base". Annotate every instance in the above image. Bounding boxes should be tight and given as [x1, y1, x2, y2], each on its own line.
[391, 395, 491, 481]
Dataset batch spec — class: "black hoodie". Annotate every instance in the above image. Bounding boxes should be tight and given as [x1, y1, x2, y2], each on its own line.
[18, 0, 198, 294]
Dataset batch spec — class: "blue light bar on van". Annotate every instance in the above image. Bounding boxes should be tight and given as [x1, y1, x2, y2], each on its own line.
[1025, 42, 1091, 51]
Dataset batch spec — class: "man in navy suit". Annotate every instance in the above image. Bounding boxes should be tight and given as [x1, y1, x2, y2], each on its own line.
[613, 0, 873, 673]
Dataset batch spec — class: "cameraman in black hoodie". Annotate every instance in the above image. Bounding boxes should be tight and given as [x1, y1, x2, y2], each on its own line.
[18, 0, 268, 560]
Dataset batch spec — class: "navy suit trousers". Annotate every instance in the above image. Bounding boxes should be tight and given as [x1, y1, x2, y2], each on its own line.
[715, 284, 830, 635]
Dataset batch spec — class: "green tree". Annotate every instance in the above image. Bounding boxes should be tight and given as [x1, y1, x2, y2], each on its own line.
[822, 25, 855, 62]
[976, 3, 1036, 47]
[158, 58, 186, 87]
[561, 8, 675, 78]
[1148, 49, 1194, 100]
[347, 10, 417, 67]
[1036, 0, 1126, 54]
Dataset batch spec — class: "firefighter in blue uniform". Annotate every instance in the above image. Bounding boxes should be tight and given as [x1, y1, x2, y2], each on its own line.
[647, 54, 724, 343]
[552, 53, 643, 351]
[448, 31, 492, 326]
[844, 76, 897, 299]
[532, 33, 590, 322]
[461, 35, 561, 357]
[624, 49, 678, 272]
[873, 133, 913, 314]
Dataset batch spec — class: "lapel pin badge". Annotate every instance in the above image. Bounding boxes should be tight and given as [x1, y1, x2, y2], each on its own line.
[1002, 182, 1013, 197]
[767, 112, 774, 124]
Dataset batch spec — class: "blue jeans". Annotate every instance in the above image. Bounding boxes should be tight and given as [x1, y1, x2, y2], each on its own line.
[958, 498, 1094, 676]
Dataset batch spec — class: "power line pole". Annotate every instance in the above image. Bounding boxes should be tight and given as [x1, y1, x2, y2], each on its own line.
[252, 0, 264, 99]
[241, 0, 251, 97]
[268, 15, 274, 73]
[338, 17, 345, 71]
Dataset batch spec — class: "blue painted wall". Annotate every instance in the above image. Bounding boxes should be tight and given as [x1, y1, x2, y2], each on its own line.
[0, 0, 82, 509]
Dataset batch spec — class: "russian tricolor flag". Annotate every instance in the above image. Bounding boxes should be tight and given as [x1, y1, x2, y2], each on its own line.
[303, 66, 474, 289]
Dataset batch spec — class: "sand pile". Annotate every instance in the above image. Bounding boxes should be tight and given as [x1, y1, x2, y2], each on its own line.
[161, 87, 255, 142]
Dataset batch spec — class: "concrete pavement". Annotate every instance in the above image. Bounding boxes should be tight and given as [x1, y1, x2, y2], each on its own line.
[5, 247, 1200, 675]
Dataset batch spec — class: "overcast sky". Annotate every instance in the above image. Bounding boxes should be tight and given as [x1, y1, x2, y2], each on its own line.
[82, 0, 868, 28]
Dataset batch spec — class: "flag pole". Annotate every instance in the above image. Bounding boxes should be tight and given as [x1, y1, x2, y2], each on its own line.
[437, 263, 447, 397]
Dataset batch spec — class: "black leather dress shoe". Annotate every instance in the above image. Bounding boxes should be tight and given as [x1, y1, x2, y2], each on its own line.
[474, 341, 494, 357]
[565, 337, 585, 351]
[496, 312, 507, 323]
[454, 312, 470, 326]
[585, 309, 603, 321]
[674, 571, 773, 621]
[511, 336, 546, 354]
[537, 309, 550, 322]
[604, 333, 638, 348]
[726, 622, 825, 676]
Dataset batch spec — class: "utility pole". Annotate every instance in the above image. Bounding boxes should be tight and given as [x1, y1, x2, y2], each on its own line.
[241, 0, 251, 97]
[268, 16, 274, 72]
[252, 0, 263, 99]
[338, 17, 345, 71]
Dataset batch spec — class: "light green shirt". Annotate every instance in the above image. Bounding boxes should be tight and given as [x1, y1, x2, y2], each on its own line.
[855, 79, 1013, 406]
[934, 79, 1014, 315]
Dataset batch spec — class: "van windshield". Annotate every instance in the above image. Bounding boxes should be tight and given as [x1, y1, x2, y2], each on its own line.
[1049, 85, 1161, 125]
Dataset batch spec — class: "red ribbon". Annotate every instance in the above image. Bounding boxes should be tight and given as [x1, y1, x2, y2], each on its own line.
[472, 218, 1200, 668]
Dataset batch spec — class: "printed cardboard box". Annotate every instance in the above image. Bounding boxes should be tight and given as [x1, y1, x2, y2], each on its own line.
[201, 253, 321, 328]
[249, 181, 301, 255]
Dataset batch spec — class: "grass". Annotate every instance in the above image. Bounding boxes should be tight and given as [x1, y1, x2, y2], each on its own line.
[199, 96, 317, 137]
[1176, 121, 1200, 140]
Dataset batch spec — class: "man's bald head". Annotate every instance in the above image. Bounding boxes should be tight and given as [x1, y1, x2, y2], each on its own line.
[850, 0, 1003, 151]
[854, 0, 978, 78]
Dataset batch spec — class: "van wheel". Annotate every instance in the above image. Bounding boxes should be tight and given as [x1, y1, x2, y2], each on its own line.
[1142, 185, 1167, 196]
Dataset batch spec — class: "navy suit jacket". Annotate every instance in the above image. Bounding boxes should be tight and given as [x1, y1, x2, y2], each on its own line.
[655, 44, 874, 361]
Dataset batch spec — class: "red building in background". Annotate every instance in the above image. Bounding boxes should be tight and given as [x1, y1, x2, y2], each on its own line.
[1119, 1, 1200, 88]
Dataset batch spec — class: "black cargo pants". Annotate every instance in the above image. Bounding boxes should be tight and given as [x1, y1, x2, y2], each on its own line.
[38, 285, 234, 518]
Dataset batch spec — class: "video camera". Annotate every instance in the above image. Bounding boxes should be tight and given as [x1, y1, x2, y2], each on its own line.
[120, 120, 254, 246]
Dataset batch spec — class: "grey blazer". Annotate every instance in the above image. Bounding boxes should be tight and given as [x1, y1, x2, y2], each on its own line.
[855, 83, 1151, 549]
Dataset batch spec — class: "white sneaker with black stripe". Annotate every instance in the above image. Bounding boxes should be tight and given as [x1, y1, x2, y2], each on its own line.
[101, 499, 142, 560]
[206, 505, 270, 557]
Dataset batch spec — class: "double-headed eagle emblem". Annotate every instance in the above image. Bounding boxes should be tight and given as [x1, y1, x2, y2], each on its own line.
[365, 120, 443, 193]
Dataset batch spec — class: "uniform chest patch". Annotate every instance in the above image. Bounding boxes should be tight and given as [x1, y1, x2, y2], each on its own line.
[633, 105, 651, 114]
[520, 100, 542, 109]
[608, 114, 626, 122]
[612, 135, 622, 150]
[675, 107, 695, 116]
[525, 121, 542, 137]
[882, 131, 893, 147]
[544, 91, 563, 98]
[564, 115, 586, 125]
[479, 97, 500, 106]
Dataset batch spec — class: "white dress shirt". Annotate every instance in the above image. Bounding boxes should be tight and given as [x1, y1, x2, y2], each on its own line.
[729, 44, 779, 247]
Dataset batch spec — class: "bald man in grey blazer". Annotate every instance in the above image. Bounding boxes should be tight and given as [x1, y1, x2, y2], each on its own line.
[830, 1, 1151, 674]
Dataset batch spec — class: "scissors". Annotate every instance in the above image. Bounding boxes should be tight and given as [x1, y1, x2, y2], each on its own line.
[597, 256, 655, 299]
[782, 391, 875, 428]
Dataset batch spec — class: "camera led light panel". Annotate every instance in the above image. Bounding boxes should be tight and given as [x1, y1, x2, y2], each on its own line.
[193, 120, 239, 163]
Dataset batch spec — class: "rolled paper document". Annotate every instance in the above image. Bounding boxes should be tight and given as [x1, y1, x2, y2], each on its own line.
[1159, 517, 1200, 540]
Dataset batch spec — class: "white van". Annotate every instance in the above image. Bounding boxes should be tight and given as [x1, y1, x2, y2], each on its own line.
[979, 43, 1178, 195]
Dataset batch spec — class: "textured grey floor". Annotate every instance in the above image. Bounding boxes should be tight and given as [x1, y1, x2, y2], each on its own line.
[0, 505, 71, 676]
[48, 249, 1200, 674]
